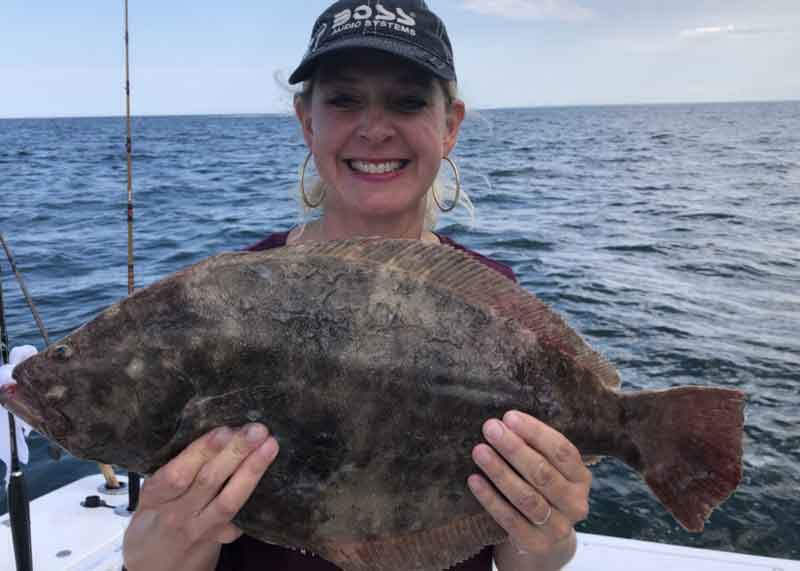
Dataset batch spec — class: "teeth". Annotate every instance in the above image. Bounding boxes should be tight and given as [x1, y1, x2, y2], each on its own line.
[350, 160, 403, 174]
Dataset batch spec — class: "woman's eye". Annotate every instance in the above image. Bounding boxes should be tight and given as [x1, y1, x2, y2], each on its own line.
[327, 95, 359, 109]
[394, 96, 427, 112]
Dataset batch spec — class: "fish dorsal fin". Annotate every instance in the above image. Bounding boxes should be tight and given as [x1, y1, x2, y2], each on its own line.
[258, 238, 620, 390]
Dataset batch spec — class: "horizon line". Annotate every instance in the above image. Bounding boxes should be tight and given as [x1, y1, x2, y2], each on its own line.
[1, 97, 798, 121]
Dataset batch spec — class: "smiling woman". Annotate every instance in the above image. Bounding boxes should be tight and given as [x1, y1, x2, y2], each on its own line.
[119, 2, 589, 571]
[290, 49, 466, 242]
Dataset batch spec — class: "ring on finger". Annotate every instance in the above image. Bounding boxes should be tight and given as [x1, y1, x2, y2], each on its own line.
[530, 504, 553, 526]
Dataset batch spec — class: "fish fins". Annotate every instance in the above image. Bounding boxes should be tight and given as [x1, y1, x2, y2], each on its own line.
[322, 512, 505, 571]
[621, 386, 745, 532]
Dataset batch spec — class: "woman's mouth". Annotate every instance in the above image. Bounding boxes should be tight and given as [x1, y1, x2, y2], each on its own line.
[346, 159, 410, 175]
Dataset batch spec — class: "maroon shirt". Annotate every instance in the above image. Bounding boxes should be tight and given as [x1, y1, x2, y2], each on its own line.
[217, 231, 516, 571]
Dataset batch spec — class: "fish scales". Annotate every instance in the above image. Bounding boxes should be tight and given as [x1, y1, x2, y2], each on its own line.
[4, 238, 745, 571]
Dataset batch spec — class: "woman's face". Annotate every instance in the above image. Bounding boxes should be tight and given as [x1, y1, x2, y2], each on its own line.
[295, 51, 465, 223]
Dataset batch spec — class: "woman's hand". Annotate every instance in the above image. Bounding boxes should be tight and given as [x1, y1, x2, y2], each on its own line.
[468, 411, 591, 571]
[123, 424, 279, 571]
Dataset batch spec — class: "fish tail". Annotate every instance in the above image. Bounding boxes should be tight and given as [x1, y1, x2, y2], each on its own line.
[619, 386, 745, 532]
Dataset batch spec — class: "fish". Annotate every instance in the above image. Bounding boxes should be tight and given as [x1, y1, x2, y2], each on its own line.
[0, 238, 745, 571]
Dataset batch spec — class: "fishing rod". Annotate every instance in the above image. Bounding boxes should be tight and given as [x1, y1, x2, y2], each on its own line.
[124, 0, 142, 513]
[0, 234, 50, 348]
[0, 263, 33, 571]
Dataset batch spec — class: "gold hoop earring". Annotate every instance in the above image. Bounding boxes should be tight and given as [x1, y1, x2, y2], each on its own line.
[432, 156, 461, 213]
[300, 152, 325, 208]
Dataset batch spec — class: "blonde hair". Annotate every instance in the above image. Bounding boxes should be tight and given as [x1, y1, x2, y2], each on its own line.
[293, 78, 475, 230]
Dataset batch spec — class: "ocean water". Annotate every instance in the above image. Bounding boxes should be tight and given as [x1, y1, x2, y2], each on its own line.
[0, 101, 799, 560]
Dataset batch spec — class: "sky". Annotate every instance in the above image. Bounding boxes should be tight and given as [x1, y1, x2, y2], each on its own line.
[1, 1, 798, 118]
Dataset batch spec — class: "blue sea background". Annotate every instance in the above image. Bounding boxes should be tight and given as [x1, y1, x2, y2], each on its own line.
[0, 101, 798, 560]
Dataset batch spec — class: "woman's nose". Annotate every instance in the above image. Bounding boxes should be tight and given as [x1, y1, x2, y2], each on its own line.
[357, 104, 395, 143]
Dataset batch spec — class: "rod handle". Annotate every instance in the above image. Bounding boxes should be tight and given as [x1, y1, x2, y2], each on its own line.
[127, 472, 141, 511]
[8, 470, 33, 571]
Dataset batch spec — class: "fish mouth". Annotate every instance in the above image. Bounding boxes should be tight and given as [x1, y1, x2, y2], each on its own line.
[1, 361, 71, 440]
[0, 383, 45, 430]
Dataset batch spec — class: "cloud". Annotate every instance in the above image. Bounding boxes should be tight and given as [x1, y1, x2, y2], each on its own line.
[679, 25, 765, 40]
[461, 0, 591, 22]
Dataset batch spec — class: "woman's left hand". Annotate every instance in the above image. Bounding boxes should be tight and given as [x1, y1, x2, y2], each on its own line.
[468, 410, 591, 569]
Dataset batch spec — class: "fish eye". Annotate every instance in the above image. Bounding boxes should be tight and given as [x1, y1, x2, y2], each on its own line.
[54, 345, 73, 361]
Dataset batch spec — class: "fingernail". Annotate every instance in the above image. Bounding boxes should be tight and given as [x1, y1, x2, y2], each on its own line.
[467, 475, 484, 492]
[484, 420, 503, 442]
[504, 411, 522, 427]
[212, 426, 233, 446]
[258, 438, 279, 461]
[474, 445, 492, 466]
[246, 423, 267, 443]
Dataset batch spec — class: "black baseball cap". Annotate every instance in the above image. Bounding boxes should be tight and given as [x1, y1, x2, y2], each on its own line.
[289, 0, 456, 84]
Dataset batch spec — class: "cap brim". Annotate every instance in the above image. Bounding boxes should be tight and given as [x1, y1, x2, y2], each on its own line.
[288, 36, 456, 84]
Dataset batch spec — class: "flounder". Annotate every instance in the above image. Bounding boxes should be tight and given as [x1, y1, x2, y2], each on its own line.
[1, 239, 745, 570]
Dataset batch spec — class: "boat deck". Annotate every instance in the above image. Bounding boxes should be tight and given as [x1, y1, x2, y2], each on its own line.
[2, 475, 797, 570]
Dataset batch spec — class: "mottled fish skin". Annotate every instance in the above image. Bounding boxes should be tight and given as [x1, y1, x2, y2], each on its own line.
[7, 239, 745, 571]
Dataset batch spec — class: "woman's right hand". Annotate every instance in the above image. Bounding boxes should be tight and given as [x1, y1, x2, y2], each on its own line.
[122, 423, 279, 571]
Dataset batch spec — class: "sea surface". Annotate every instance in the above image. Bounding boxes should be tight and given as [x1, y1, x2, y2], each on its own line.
[1, 101, 799, 561]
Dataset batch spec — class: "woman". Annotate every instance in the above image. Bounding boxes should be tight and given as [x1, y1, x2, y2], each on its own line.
[122, 1, 591, 570]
